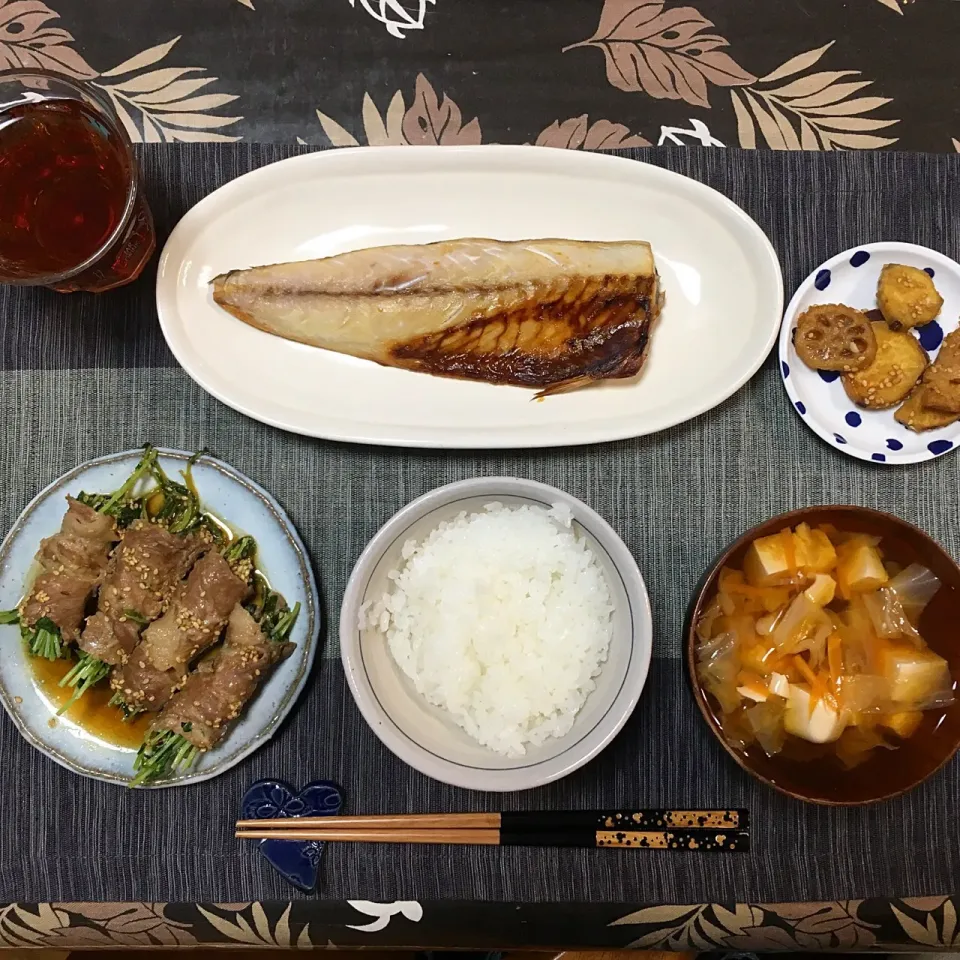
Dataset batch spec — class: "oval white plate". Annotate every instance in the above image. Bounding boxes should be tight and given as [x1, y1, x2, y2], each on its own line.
[339, 478, 652, 791]
[0, 449, 319, 788]
[157, 145, 783, 449]
[779, 242, 960, 465]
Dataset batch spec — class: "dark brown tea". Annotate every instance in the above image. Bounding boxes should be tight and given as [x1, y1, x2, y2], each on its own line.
[0, 95, 154, 292]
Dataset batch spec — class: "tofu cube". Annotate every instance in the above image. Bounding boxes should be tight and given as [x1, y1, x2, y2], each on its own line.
[784, 684, 846, 743]
[744, 527, 839, 587]
[837, 541, 889, 598]
[768, 672, 791, 698]
[737, 674, 770, 702]
[882, 645, 952, 705]
[744, 533, 799, 586]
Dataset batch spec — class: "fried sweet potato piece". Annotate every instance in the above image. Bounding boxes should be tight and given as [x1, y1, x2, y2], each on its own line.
[794, 304, 876, 372]
[843, 322, 928, 409]
[894, 386, 960, 432]
[877, 264, 943, 330]
[922, 367, 960, 413]
[921, 328, 960, 413]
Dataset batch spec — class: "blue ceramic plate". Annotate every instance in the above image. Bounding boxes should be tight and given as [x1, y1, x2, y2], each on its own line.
[0, 449, 319, 788]
[779, 242, 960, 465]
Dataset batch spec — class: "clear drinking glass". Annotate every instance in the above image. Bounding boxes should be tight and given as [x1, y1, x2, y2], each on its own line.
[0, 70, 155, 293]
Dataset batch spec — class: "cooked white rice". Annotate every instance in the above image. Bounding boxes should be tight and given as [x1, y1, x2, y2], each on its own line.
[361, 501, 614, 757]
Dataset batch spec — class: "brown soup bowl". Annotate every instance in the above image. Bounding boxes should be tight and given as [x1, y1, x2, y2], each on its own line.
[687, 505, 960, 805]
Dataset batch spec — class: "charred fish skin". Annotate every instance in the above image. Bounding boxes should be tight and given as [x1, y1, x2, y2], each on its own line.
[211, 238, 662, 392]
[390, 273, 660, 392]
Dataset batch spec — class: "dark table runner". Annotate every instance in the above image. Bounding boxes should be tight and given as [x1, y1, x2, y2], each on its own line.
[0, 145, 958, 906]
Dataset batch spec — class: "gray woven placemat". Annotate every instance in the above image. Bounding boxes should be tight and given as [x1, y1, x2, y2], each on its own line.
[0, 145, 957, 904]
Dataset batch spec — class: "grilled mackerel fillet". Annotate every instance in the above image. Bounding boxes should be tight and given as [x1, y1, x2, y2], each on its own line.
[211, 238, 662, 393]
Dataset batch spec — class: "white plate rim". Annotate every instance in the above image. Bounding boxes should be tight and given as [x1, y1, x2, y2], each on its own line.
[156, 144, 784, 450]
[338, 476, 653, 792]
[0, 448, 320, 788]
[779, 241, 960, 465]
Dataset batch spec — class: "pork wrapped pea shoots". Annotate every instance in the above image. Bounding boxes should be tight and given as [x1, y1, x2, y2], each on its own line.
[0, 448, 159, 660]
[132, 588, 299, 785]
[110, 536, 255, 715]
[60, 450, 216, 708]
[60, 523, 205, 708]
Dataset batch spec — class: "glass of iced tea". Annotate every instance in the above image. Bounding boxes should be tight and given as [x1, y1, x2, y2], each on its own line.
[0, 71, 155, 293]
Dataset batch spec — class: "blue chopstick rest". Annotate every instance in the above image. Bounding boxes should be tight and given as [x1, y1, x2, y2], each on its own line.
[241, 778, 343, 893]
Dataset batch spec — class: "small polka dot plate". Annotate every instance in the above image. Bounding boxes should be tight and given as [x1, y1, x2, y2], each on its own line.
[779, 241, 960, 465]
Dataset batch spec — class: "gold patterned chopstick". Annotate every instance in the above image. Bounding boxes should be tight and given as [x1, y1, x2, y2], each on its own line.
[236, 808, 746, 832]
[235, 809, 749, 851]
[234, 825, 749, 850]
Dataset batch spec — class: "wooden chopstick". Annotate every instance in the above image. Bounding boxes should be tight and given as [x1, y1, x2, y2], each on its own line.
[235, 810, 749, 851]
[235, 809, 747, 832]
[236, 813, 501, 831]
[237, 828, 502, 845]
[234, 825, 749, 851]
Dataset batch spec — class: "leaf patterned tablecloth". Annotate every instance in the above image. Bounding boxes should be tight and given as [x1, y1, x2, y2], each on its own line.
[2, 0, 960, 951]
[2, 0, 958, 152]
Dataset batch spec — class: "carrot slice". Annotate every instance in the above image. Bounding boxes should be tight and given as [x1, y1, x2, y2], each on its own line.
[793, 654, 835, 713]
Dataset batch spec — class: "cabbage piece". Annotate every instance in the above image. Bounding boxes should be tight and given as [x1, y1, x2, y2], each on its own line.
[730, 614, 758, 648]
[863, 588, 921, 643]
[878, 710, 923, 739]
[697, 630, 735, 665]
[888, 564, 941, 621]
[721, 709, 753, 751]
[756, 607, 785, 636]
[745, 700, 786, 756]
[697, 631, 740, 714]
[719, 590, 735, 615]
[837, 674, 890, 715]
[840, 600, 885, 674]
[695, 595, 723, 643]
[835, 724, 894, 770]
[739, 640, 782, 675]
[794, 620, 833, 669]
[706, 678, 741, 715]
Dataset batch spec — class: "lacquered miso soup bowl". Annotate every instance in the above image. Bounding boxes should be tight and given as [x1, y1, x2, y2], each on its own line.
[687, 506, 960, 805]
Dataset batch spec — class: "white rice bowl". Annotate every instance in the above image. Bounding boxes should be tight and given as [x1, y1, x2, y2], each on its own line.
[362, 501, 614, 757]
